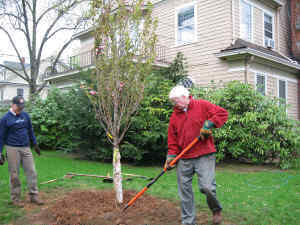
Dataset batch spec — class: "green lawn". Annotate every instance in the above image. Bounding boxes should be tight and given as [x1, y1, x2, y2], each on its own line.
[0, 151, 299, 225]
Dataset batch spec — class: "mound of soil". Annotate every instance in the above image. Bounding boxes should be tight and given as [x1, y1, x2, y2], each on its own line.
[13, 189, 229, 225]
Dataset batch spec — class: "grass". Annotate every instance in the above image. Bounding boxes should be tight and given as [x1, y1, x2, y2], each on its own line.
[0, 151, 299, 225]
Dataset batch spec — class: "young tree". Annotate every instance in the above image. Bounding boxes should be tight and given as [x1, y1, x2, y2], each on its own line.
[0, 0, 90, 98]
[88, 0, 157, 203]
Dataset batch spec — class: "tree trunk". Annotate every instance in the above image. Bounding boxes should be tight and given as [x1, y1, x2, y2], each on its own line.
[113, 145, 123, 204]
[29, 81, 37, 102]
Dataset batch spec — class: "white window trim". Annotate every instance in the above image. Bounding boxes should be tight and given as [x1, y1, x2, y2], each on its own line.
[175, 2, 198, 46]
[277, 78, 288, 105]
[254, 72, 267, 95]
[241, 0, 275, 16]
[263, 11, 275, 48]
[239, 0, 254, 42]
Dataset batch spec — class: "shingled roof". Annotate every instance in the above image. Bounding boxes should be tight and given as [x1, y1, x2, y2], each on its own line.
[217, 38, 300, 71]
[3, 61, 30, 71]
[221, 38, 288, 61]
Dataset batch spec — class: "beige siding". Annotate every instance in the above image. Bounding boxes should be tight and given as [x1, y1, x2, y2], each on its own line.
[153, 0, 239, 86]
[253, 6, 263, 46]
[235, 0, 291, 53]
[248, 62, 299, 119]
[287, 81, 299, 120]
[233, 0, 240, 40]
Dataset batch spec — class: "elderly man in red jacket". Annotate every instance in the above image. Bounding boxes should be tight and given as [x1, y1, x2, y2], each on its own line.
[165, 85, 228, 225]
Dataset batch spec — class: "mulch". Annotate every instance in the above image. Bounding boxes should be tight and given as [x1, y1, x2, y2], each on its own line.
[11, 189, 232, 225]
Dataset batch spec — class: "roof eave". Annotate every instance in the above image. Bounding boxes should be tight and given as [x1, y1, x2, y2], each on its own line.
[216, 48, 300, 71]
[273, 0, 283, 7]
[72, 28, 94, 40]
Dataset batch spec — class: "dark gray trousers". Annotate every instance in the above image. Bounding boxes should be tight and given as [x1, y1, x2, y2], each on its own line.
[176, 154, 222, 225]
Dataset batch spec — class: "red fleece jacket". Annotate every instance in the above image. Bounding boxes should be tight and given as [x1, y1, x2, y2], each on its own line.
[167, 97, 228, 159]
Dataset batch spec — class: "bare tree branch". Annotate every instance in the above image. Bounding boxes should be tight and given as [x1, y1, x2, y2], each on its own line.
[24, 0, 33, 14]
[36, 1, 80, 72]
[0, 0, 90, 97]
[36, 80, 48, 93]
[0, 64, 28, 81]
[50, 37, 76, 73]
[0, 12, 25, 24]
[21, 0, 33, 60]
[0, 26, 30, 80]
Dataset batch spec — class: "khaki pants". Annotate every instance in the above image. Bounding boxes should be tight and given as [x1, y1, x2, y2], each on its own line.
[6, 145, 38, 201]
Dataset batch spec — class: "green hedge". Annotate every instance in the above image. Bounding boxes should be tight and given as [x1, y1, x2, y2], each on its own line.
[27, 87, 111, 158]
[191, 81, 300, 169]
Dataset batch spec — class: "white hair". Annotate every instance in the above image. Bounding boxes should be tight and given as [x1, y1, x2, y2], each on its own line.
[169, 85, 189, 100]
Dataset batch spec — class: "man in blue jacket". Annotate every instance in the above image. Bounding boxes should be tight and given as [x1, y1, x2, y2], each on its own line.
[0, 96, 43, 207]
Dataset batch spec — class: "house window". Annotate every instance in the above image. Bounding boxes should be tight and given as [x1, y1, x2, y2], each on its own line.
[240, 0, 252, 41]
[256, 74, 266, 95]
[17, 88, 24, 97]
[264, 12, 274, 48]
[0, 71, 6, 80]
[176, 3, 197, 45]
[0, 89, 3, 101]
[278, 80, 286, 104]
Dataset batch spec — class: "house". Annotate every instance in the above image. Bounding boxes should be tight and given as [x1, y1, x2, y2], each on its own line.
[0, 60, 49, 105]
[151, 0, 299, 120]
[0, 61, 31, 104]
[44, 27, 169, 90]
[46, 0, 300, 120]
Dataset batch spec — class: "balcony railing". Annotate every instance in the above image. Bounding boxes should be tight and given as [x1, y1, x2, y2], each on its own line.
[47, 44, 168, 77]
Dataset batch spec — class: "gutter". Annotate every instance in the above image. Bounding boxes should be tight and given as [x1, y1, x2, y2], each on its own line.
[216, 48, 300, 70]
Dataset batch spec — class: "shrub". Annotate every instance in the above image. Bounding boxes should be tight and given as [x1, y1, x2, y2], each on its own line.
[191, 81, 300, 169]
[27, 87, 110, 156]
[121, 70, 174, 163]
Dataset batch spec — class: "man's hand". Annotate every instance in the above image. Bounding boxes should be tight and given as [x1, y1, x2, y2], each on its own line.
[164, 155, 176, 171]
[0, 152, 5, 165]
[200, 120, 214, 141]
[34, 145, 41, 156]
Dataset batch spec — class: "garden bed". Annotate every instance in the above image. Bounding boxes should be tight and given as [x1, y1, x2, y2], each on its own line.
[12, 189, 231, 225]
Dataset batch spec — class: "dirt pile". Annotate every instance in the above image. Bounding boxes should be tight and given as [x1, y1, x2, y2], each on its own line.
[13, 189, 227, 225]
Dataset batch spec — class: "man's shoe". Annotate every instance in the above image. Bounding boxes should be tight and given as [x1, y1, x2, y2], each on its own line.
[212, 210, 222, 224]
[30, 195, 44, 205]
[11, 200, 24, 208]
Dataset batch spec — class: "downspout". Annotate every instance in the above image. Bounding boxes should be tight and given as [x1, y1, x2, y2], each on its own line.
[232, 0, 235, 44]
[244, 54, 254, 84]
[277, 6, 281, 53]
[286, 0, 293, 58]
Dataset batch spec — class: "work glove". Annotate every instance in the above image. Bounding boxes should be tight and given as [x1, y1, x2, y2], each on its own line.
[164, 155, 177, 171]
[200, 120, 214, 141]
[0, 152, 5, 165]
[34, 145, 41, 156]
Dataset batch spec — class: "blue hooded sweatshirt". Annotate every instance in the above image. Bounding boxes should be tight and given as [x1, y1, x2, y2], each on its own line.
[0, 110, 37, 153]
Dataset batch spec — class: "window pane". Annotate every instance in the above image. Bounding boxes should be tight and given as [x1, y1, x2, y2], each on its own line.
[264, 13, 273, 40]
[177, 5, 194, 44]
[241, 0, 252, 40]
[256, 74, 265, 95]
[178, 6, 194, 27]
[279, 80, 286, 100]
[17, 88, 24, 97]
[265, 30, 273, 39]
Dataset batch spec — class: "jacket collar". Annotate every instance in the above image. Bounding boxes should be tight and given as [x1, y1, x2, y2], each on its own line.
[9, 108, 17, 116]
